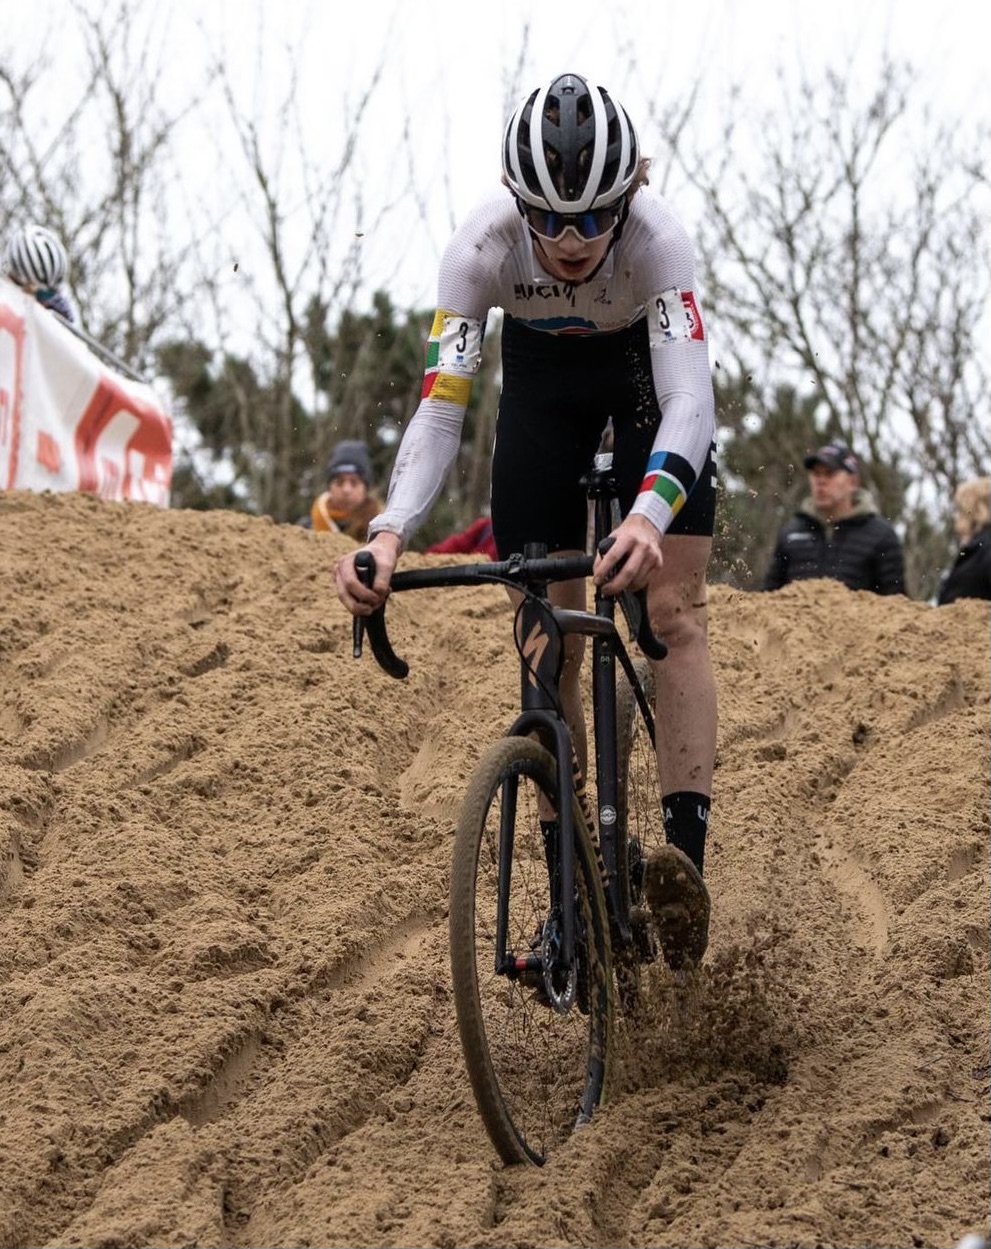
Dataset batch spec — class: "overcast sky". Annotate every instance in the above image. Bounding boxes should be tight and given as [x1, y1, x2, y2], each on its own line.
[12, 0, 989, 313]
[199, 0, 987, 304]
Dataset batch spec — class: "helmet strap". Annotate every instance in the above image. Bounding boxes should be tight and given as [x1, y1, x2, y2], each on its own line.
[607, 195, 632, 248]
[578, 196, 630, 283]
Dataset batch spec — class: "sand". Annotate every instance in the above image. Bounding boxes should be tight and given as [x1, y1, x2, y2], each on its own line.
[0, 489, 988, 1249]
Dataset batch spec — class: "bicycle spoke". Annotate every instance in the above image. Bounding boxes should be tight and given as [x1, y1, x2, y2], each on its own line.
[450, 738, 613, 1165]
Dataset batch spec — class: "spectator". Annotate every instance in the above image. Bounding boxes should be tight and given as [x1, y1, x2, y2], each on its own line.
[762, 440, 905, 595]
[936, 476, 991, 605]
[426, 515, 498, 560]
[309, 440, 383, 542]
[5, 223, 77, 323]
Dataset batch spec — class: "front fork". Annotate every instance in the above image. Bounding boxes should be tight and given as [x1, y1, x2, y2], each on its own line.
[591, 609, 633, 947]
[588, 470, 634, 949]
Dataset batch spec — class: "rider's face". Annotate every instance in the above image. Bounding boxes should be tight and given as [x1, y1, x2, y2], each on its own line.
[533, 226, 615, 283]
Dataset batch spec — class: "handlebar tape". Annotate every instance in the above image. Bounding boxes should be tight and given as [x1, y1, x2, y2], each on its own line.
[596, 537, 668, 661]
[351, 542, 666, 676]
[353, 551, 410, 680]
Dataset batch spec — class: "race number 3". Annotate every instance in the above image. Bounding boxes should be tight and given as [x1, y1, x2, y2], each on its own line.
[653, 289, 706, 343]
[437, 314, 483, 373]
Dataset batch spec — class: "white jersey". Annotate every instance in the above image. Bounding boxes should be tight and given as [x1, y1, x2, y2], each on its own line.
[369, 187, 716, 544]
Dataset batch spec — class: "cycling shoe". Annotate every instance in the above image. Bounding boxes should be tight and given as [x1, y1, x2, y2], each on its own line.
[642, 844, 711, 971]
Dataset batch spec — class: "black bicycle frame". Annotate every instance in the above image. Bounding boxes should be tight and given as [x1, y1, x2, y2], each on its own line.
[352, 453, 664, 983]
[501, 546, 589, 975]
[501, 540, 653, 967]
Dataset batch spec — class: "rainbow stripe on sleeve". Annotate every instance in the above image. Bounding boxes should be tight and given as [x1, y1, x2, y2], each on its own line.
[637, 450, 697, 517]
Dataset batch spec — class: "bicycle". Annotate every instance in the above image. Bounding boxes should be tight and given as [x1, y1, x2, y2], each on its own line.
[351, 453, 669, 1165]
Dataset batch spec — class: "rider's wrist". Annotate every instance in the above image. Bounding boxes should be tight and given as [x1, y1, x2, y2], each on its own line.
[368, 527, 404, 555]
[628, 497, 668, 539]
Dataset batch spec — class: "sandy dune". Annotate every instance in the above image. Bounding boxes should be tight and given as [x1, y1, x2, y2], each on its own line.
[0, 490, 988, 1249]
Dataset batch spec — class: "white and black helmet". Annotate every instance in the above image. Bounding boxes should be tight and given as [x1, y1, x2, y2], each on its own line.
[502, 72, 640, 213]
[6, 224, 69, 289]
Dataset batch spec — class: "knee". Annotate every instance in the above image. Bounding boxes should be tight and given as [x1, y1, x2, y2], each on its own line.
[650, 584, 708, 651]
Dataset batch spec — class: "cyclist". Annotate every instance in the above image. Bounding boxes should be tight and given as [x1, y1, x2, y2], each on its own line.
[336, 72, 718, 970]
[4, 223, 77, 323]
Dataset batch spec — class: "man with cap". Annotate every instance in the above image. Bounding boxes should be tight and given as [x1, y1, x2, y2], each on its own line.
[310, 440, 383, 542]
[762, 440, 905, 594]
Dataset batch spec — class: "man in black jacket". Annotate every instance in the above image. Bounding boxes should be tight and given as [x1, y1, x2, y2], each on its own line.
[763, 441, 905, 595]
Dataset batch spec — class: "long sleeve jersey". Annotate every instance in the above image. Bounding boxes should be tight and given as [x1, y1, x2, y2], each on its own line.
[368, 187, 715, 547]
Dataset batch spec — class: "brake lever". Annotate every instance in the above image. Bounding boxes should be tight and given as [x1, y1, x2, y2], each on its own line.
[350, 550, 410, 679]
[353, 550, 375, 658]
[596, 534, 625, 584]
[595, 536, 668, 661]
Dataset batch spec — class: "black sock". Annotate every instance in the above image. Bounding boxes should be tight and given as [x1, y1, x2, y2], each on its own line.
[663, 791, 710, 876]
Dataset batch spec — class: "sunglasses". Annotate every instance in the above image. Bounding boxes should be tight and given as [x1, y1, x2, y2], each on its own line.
[518, 198, 623, 242]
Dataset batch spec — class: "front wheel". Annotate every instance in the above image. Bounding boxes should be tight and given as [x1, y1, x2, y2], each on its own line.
[449, 736, 614, 1165]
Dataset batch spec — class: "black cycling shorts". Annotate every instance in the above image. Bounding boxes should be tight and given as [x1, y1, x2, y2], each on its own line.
[490, 315, 717, 558]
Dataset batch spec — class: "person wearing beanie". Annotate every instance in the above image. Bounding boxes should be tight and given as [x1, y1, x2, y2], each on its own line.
[762, 440, 905, 595]
[310, 440, 383, 542]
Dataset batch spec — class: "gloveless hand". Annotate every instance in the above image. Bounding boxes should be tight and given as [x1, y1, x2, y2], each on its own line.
[592, 513, 663, 594]
[334, 531, 402, 615]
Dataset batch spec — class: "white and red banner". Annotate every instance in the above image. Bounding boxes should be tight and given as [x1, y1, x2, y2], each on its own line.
[0, 276, 172, 506]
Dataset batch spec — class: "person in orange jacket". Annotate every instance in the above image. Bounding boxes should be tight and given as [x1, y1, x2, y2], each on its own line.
[310, 441, 383, 541]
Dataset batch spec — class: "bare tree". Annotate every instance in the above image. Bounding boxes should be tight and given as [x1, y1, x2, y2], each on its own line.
[670, 56, 990, 593]
[183, 10, 397, 521]
[0, 0, 206, 372]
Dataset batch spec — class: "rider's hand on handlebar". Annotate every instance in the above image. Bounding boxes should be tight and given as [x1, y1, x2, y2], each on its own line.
[335, 531, 403, 615]
[593, 513, 664, 595]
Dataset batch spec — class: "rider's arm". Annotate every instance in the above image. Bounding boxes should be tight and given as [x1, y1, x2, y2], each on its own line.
[368, 205, 501, 550]
[365, 319, 480, 547]
[339, 198, 506, 612]
[627, 204, 716, 538]
[343, 326, 480, 610]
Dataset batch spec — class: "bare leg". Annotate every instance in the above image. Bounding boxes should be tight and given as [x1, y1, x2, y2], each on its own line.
[646, 534, 716, 796]
[641, 533, 716, 968]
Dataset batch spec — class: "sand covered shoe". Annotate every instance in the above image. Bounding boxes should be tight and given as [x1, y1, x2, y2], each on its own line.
[643, 844, 711, 971]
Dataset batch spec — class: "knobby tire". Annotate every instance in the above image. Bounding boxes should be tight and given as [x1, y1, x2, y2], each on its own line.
[449, 736, 614, 1166]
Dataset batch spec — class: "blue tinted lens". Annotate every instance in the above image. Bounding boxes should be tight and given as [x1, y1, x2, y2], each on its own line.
[524, 204, 619, 240]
